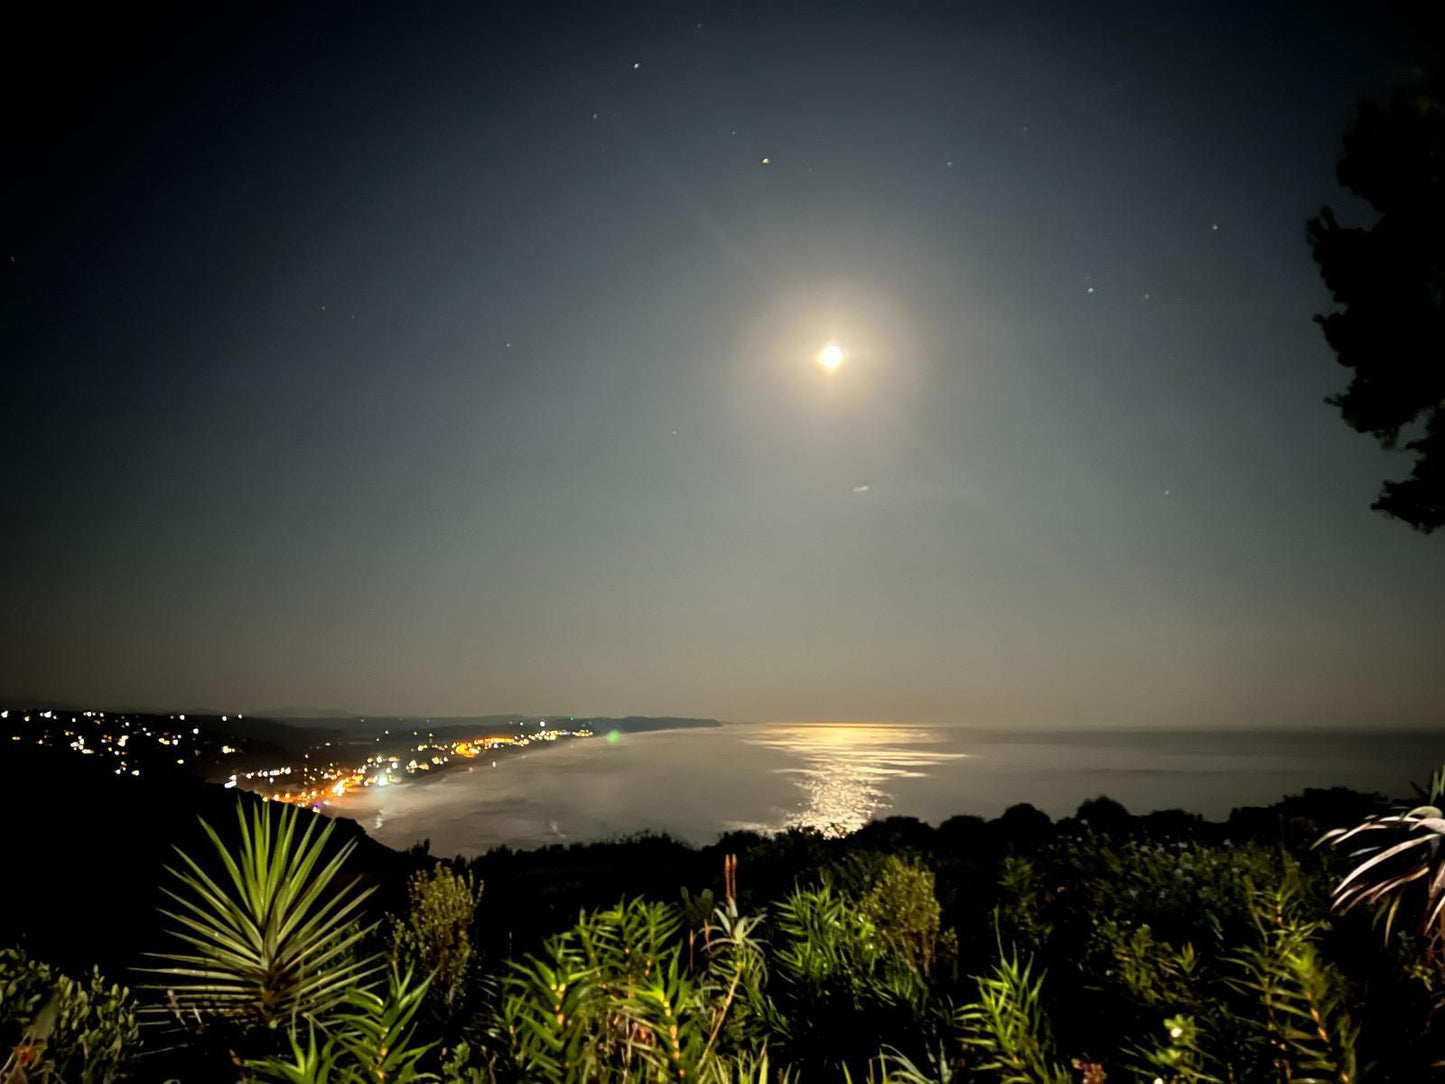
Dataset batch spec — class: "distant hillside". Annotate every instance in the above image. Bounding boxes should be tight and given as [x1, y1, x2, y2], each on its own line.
[204, 713, 348, 753]
[259, 714, 725, 737]
[0, 742, 413, 975]
[420, 715, 723, 736]
[252, 706, 363, 721]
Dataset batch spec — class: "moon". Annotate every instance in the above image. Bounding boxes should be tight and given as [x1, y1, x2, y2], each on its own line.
[819, 343, 844, 370]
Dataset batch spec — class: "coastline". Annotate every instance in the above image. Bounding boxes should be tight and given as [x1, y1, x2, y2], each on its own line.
[273, 715, 726, 811]
[323, 722, 1438, 857]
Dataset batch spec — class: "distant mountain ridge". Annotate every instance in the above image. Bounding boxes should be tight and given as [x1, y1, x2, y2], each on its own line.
[0, 697, 725, 735]
[266, 714, 724, 735]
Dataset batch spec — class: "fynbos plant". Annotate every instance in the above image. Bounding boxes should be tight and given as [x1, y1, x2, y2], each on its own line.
[148, 799, 381, 1027]
[0, 948, 138, 1084]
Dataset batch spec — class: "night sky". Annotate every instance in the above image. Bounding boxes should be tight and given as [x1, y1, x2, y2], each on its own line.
[5, 1, 1444, 728]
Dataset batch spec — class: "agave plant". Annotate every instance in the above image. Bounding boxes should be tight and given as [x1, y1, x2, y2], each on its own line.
[148, 798, 381, 1027]
[1319, 766, 1445, 947]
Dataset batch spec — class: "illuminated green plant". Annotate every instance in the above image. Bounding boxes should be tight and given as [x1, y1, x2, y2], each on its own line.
[391, 864, 483, 1013]
[148, 799, 381, 1027]
[772, 885, 922, 1004]
[1104, 922, 1206, 1014]
[242, 1023, 344, 1084]
[498, 896, 772, 1084]
[439, 1039, 498, 1084]
[995, 857, 1052, 953]
[246, 966, 437, 1084]
[1227, 874, 1358, 1084]
[1131, 1013, 1218, 1084]
[0, 947, 138, 1084]
[954, 952, 1070, 1084]
[500, 898, 688, 1082]
[697, 898, 770, 1054]
[768, 884, 931, 1075]
[859, 858, 944, 979]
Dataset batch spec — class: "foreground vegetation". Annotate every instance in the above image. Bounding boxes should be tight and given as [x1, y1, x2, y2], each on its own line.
[3, 773, 1443, 1082]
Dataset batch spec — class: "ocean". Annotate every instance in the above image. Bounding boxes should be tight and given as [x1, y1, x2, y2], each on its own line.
[334, 723, 1441, 857]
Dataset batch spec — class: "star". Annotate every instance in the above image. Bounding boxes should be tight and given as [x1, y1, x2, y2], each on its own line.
[632, 62, 640, 70]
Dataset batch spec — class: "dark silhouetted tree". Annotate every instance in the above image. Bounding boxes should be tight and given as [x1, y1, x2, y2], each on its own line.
[1309, 69, 1445, 531]
[1076, 795, 1132, 835]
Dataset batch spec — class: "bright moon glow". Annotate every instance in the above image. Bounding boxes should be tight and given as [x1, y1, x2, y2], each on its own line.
[819, 344, 844, 370]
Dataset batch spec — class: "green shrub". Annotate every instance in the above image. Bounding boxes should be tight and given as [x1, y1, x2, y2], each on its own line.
[769, 885, 933, 1075]
[1228, 872, 1358, 1084]
[859, 858, 945, 979]
[0, 947, 138, 1084]
[499, 896, 770, 1084]
[391, 864, 483, 1015]
[954, 952, 1070, 1084]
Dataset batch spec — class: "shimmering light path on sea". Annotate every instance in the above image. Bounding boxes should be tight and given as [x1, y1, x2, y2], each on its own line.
[336, 723, 1440, 857]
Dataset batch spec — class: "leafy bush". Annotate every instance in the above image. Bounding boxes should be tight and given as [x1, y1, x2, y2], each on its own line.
[498, 895, 768, 1083]
[391, 865, 484, 1017]
[14, 776, 1445, 1083]
[954, 952, 1069, 1084]
[859, 858, 948, 979]
[1227, 871, 1358, 1084]
[769, 884, 934, 1074]
[0, 947, 138, 1084]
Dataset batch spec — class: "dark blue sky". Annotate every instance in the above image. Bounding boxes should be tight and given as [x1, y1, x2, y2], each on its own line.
[5, 1, 1444, 727]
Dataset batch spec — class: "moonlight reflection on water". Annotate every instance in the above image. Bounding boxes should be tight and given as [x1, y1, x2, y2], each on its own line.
[334, 723, 1436, 857]
[739, 724, 968, 836]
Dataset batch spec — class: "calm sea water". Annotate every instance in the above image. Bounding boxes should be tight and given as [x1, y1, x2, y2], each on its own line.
[335, 724, 1442, 857]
